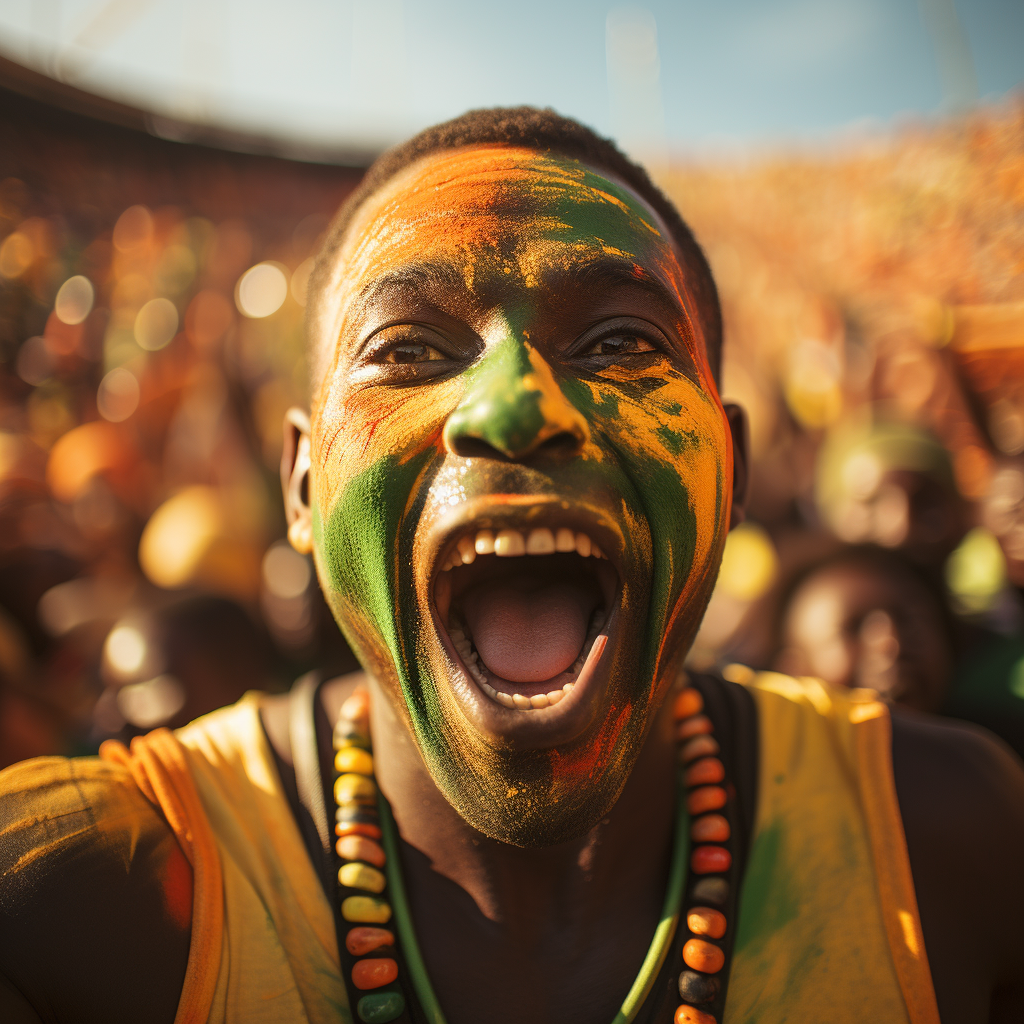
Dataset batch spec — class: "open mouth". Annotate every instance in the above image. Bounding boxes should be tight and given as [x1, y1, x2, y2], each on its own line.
[432, 526, 618, 712]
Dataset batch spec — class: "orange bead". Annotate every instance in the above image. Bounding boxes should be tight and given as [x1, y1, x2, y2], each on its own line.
[675, 1005, 716, 1024]
[691, 845, 732, 874]
[684, 757, 725, 787]
[690, 814, 730, 843]
[672, 688, 704, 721]
[335, 822, 383, 840]
[676, 715, 713, 741]
[687, 906, 727, 939]
[345, 927, 395, 956]
[687, 786, 727, 815]
[680, 735, 720, 763]
[336, 834, 386, 867]
[352, 957, 398, 990]
[340, 689, 370, 722]
[683, 938, 725, 974]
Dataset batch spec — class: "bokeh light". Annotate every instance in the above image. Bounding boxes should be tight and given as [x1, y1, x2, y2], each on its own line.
[236, 262, 289, 318]
[97, 367, 140, 422]
[134, 296, 179, 351]
[53, 275, 95, 325]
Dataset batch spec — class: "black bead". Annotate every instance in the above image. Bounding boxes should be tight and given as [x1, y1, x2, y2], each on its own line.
[678, 970, 720, 1004]
[691, 877, 729, 906]
[335, 806, 379, 826]
[334, 719, 371, 749]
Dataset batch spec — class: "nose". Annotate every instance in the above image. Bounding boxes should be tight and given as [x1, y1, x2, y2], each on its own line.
[443, 338, 589, 462]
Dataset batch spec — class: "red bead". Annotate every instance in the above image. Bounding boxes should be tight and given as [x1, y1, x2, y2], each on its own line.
[336, 834, 386, 867]
[672, 688, 704, 721]
[676, 715, 713, 741]
[675, 1005, 717, 1024]
[683, 938, 725, 974]
[680, 735, 720, 763]
[687, 906, 727, 939]
[691, 845, 732, 874]
[345, 927, 395, 956]
[690, 814, 730, 843]
[352, 957, 398, 990]
[335, 822, 383, 840]
[687, 786, 727, 815]
[340, 690, 370, 721]
[684, 757, 725, 787]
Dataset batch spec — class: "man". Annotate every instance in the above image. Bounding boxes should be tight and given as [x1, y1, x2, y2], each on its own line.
[2, 108, 1023, 1024]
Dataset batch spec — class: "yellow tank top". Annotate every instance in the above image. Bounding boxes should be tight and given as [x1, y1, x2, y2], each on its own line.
[101, 674, 939, 1024]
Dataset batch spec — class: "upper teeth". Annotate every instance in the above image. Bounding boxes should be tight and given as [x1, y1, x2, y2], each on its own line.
[440, 528, 605, 571]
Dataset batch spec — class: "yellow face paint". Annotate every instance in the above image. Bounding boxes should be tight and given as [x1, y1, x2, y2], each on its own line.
[311, 146, 731, 845]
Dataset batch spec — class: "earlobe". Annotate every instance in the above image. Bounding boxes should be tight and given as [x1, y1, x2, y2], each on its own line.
[282, 407, 313, 554]
[723, 402, 749, 530]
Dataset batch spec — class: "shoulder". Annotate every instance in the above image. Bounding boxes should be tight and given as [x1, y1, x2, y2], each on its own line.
[891, 711, 1024, 1022]
[0, 756, 190, 1024]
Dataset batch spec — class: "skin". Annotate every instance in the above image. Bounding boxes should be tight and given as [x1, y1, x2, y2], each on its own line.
[776, 560, 952, 712]
[298, 146, 736, 846]
[3, 143, 1024, 1023]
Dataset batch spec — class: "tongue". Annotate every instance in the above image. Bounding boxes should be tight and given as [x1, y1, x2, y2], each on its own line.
[462, 575, 594, 683]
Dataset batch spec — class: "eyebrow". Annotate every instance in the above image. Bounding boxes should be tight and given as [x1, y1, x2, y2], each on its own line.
[542, 255, 686, 313]
[355, 263, 466, 308]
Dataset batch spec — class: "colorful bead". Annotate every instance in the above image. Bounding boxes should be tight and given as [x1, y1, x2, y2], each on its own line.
[691, 846, 732, 875]
[340, 690, 370, 721]
[339, 862, 387, 894]
[352, 958, 398, 990]
[357, 991, 405, 1023]
[676, 715, 713, 741]
[346, 927, 395, 956]
[680, 735, 720, 763]
[691, 877, 729, 906]
[335, 773, 378, 805]
[684, 757, 725, 787]
[687, 786, 727, 815]
[336, 821, 383, 840]
[672, 688, 704, 720]
[683, 938, 725, 974]
[334, 718, 371, 750]
[336, 747, 375, 775]
[690, 814, 730, 843]
[677, 969, 720, 1004]
[687, 906, 727, 939]
[337, 835, 386, 867]
[674, 1005, 716, 1024]
[342, 896, 392, 924]
[336, 806, 380, 829]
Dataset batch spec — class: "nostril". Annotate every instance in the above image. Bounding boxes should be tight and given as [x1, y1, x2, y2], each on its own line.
[535, 431, 584, 461]
[449, 436, 511, 461]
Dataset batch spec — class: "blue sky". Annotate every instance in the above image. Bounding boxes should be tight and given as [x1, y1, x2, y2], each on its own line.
[0, 0, 1020, 155]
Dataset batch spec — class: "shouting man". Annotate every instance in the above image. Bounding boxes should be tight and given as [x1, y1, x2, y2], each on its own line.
[2, 108, 1024, 1024]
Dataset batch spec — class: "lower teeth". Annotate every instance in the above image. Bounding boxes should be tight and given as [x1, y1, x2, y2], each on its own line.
[448, 610, 603, 711]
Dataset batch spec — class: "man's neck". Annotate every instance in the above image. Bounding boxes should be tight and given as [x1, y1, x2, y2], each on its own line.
[365, 675, 679, 954]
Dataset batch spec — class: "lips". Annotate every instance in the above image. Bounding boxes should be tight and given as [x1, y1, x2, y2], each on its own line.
[432, 524, 619, 713]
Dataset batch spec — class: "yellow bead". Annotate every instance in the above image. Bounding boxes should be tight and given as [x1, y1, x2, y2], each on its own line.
[335, 773, 378, 805]
[341, 896, 392, 924]
[335, 747, 375, 775]
[339, 862, 386, 894]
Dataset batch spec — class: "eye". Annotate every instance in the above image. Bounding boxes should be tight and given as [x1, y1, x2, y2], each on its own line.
[583, 332, 657, 357]
[383, 342, 446, 364]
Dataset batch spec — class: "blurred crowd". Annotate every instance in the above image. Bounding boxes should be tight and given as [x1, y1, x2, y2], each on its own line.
[1, 80, 1023, 770]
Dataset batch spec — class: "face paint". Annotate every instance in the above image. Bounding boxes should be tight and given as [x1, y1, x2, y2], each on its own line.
[311, 146, 731, 846]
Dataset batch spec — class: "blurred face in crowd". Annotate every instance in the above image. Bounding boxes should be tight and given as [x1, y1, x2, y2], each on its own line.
[776, 559, 951, 712]
[302, 145, 738, 845]
[982, 456, 1024, 588]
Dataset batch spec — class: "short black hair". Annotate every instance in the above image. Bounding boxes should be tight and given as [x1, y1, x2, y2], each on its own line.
[308, 105, 722, 383]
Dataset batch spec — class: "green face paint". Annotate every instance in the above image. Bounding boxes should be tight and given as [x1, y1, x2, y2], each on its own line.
[310, 145, 731, 845]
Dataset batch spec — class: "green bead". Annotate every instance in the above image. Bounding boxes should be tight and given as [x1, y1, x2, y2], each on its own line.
[357, 991, 405, 1022]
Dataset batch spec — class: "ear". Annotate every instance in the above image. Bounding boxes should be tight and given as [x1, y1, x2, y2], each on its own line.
[724, 402, 749, 530]
[282, 407, 313, 555]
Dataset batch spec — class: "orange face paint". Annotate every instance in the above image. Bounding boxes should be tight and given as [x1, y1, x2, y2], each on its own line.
[310, 146, 731, 844]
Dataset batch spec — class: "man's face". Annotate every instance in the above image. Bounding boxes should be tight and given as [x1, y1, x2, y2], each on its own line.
[309, 146, 733, 845]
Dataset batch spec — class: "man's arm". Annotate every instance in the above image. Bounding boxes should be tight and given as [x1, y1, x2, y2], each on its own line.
[0, 755, 191, 1024]
[892, 710, 1024, 1024]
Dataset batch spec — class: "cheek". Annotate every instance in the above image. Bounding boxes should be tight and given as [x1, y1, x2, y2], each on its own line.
[314, 377, 465, 509]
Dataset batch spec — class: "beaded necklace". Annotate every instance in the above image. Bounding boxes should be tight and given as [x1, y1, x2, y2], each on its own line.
[330, 679, 737, 1024]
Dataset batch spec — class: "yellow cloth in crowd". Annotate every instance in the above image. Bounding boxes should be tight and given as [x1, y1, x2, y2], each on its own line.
[1, 674, 940, 1024]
